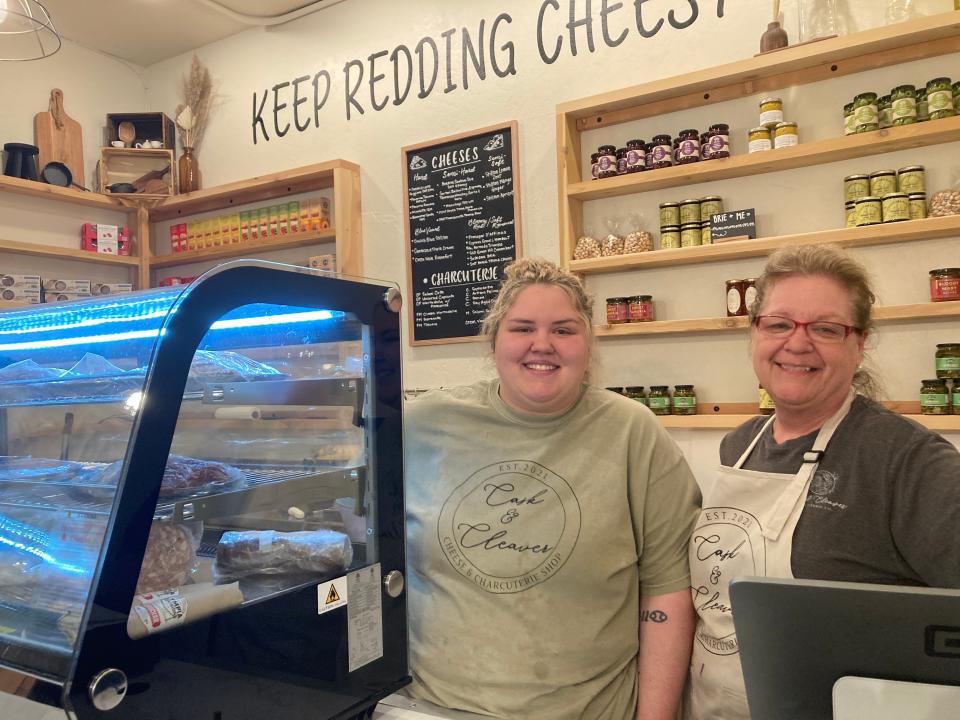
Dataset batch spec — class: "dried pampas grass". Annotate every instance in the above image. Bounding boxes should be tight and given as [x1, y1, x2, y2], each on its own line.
[175, 54, 216, 150]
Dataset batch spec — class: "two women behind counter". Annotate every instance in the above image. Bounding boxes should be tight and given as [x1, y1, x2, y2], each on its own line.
[403, 248, 960, 720]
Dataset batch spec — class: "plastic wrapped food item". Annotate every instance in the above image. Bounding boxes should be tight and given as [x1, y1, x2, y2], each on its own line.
[623, 231, 654, 253]
[135, 522, 202, 595]
[573, 235, 601, 260]
[0, 360, 66, 382]
[63, 353, 130, 377]
[97, 454, 246, 499]
[930, 189, 960, 216]
[188, 350, 283, 382]
[600, 233, 624, 256]
[214, 528, 352, 582]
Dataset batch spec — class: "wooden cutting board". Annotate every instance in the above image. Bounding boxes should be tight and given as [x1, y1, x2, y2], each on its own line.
[34, 88, 84, 186]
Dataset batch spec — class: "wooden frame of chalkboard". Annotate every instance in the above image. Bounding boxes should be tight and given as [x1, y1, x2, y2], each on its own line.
[402, 120, 523, 346]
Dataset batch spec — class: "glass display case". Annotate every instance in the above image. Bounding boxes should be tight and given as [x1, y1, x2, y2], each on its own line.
[0, 260, 407, 720]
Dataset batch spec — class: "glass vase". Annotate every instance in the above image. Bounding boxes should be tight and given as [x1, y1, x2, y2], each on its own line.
[799, 0, 851, 42]
[178, 146, 201, 194]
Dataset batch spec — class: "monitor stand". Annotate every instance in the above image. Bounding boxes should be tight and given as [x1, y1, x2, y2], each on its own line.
[834, 676, 960, 719]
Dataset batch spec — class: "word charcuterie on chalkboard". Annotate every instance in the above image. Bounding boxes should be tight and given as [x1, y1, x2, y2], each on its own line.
[402, 121, 522, 345]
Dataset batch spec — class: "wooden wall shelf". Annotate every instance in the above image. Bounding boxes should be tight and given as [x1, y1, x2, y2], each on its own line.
[0, 237, 139, 266]
[0, 173, 122, 210]
[659, 413, 960, 432]
[570, 215, 960, 275]
[150, 229, 336, 268]
[567, 115, 960, 201]
[596, 300, 960, 338]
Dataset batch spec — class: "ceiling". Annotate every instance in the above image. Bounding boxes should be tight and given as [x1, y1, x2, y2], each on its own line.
[43, 0, 345, 67]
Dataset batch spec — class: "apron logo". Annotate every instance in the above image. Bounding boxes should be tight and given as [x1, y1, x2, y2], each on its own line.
[438, 460, 581, 594]
[809, 470, 837, 496]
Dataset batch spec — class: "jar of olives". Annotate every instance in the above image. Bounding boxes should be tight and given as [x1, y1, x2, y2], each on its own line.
[920, 379, 950, 415]
[672, 385, 697, 416]
[891, 84, 917, 126]
[853, 92, 879, 132]
[917, 88, 930, 121]
[935, 343, 960, 379]
[624, 386, 648, 404]
[647, 386, 671, 416]
[926, 77, 955, 120]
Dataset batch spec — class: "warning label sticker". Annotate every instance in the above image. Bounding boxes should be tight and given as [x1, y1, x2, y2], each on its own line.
[317, 576, 348, 614]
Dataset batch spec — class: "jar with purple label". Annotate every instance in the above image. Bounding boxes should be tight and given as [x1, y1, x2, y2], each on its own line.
[708, 123, 730, 159]
[650, 134, 673, 169]
[676, 128, 701, 164]
[644, 142, 654, 169]
[590, 152, 600, 180]
[616, 148, 628, 175]
[597, 144, 617, 179]
[626, 139, 646, 172]
[701, 132, 711, 161]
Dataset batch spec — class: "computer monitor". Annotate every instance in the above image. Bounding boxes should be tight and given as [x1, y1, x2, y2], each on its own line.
[730, 577, 960, 720]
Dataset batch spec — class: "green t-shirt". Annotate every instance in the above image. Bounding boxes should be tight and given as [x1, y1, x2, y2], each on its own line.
[404, 380, 701, 720]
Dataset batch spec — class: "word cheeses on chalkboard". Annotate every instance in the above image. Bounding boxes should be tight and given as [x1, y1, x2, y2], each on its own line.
[403, 121, 522, 345]
[710, 208, 757, 242]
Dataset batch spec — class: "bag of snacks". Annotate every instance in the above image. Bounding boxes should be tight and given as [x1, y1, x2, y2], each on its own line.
[622, 213, 654, 254]
[600, 217, 624, 256]
[573, 234, 601, 260]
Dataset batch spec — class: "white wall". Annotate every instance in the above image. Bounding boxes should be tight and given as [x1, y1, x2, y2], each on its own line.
[2, 0, 958, 482]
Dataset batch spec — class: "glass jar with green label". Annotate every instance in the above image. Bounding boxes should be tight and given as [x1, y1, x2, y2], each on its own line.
[679, 199, 702, 225]
[845, 201, 856, 228]
[897, 165, 925, 194]
[700, 196, 723, 222]
[672, 385, 697, 415]
[890, 84, 917, 125]
[881, 192, 910, 223]
[843, 102, 855, 135]
[624, 386, 648, 405]
[660, 226, 681, 249]
[648, 386, 671, 416]
[954, 386, 960, 416]
[853, 92, 879, 132]
[844, 174, 870, 203]
[855, 196, 882, 226]
[701, 222, 711, 246]
[954, 81, 960, 112]
[936, 343, 960, 379]
[920, 379, 950, 415]
[878, 95, 893, 129]
[926, 77, 955, 119]
[659, 202, 680, 228]
[869, 170, 897, 197]
[908, 193, 927, 220]
[680, 223, 701, 248]
[917, 88, 930, 121]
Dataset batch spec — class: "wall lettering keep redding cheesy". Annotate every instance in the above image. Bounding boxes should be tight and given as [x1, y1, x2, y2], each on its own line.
[251, 1, 726, 144]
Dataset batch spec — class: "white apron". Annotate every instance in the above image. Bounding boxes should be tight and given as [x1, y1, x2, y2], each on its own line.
[685, 391, 855, 720]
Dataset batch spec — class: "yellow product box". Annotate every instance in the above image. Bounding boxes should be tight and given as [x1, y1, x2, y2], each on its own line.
[278, 204, 289, 235]
[288, 201, 300, 233]
[258, 207, 270, 240]
[218, 215, 231, 246]
[239, 211, 250, 243]
[204, 218, 216, 249]
[184, 221, 197, 252]
[299, 202, 310, 232]
[230, 213, 241, 244]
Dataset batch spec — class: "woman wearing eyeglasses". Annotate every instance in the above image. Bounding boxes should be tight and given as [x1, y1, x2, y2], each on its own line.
[686, 244, 960, 720]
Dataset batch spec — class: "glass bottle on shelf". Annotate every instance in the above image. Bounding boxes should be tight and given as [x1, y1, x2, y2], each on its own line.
[178, 146, 201, 194]
[799, 0, 851, 42]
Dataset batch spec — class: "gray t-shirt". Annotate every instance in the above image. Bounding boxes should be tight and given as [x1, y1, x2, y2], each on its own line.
[404, 380, 701, 720]
[720, 395, 960, 587]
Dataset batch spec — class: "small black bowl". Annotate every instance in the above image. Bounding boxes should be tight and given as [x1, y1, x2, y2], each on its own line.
[106, 182, 137, 194]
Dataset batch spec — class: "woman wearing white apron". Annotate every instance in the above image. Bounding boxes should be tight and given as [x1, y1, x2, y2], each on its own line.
[686, 245, 960, 720]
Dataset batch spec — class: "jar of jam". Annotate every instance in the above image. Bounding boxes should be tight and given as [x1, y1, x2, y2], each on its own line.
[616, 148, 629, 175]
[878, 94, 893, 129]
[680, 223, 701, 248]
[891, 84, 917, 126]
[627, 295, 655, 322]
[853, 92, 879, 132]
[626, 139, 646, 172]
[644, 142, 654, 169]
[700, 196, 723, 222]
[707, 123, 730, 159]
[881, 192, 909, 223]
[920, 379, 950, 415]
[773, 121, 799, 148]
[759, 385, 776, 415]
[590, 152, 600, 180]
[926, 77, 955, 119]
[855, 196, 882, 226]
[672, 385, 697, 415]
[701, 222, 711, 246]
[726, 279, 746, 316]
[676, 129, 701, 164]
[679, 198, 702, 225]
[917, 88, 930, 121]
[700, 132, 711, 161]
[748, 126, 771, 153]
[930, 268, 960, 302]
[597, 144, 618, 179]
[844, 174, 870, 203]
[743, 278, 758, 311]
[935, 343, 960, 379]
[647, 386, 671, 416]
[897, 165, 925, 194]
[624, 386, 648, 404]
[908, 193, 927, 220]
[650, 134, 673, 169]
[843, 102, 855, 135]
[845, 200, 856, 228]
[659, 202, 681, 227]
[660, 226, 681, 249]
[605, 296, 629, 324]
[869, 170, 897, 197]
[759, 97, 784, 128]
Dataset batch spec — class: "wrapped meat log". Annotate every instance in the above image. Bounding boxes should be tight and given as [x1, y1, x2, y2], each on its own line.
[134, 522, 200, 595]
[94, 454, 245, 499]
[214, 529, 352, 582]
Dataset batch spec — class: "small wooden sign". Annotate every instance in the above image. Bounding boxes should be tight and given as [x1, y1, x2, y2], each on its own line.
[402, 121, 522, 345]
[711, 209, 757, 242]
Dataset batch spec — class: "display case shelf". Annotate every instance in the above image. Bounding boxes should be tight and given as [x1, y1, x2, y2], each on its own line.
[596, 300, 960, 338]
[570, 215, 960, 275]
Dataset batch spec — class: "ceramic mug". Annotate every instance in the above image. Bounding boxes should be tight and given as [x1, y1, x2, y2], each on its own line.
[110, 140, 125, 148]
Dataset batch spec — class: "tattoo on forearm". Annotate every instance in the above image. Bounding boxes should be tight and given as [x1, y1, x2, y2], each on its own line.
[640, 609, 668, 623]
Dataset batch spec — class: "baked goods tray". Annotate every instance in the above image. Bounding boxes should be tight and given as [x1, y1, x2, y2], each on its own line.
[0, 464, 362, 522]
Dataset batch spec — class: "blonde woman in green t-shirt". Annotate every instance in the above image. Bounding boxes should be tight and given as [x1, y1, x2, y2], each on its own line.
[404, 258, 701, 720]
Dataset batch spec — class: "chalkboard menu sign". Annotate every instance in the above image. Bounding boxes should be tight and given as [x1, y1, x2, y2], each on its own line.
[402, 121, 522, 345]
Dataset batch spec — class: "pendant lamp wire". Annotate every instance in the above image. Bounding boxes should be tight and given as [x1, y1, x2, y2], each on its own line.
[0, 0, 62, 62]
